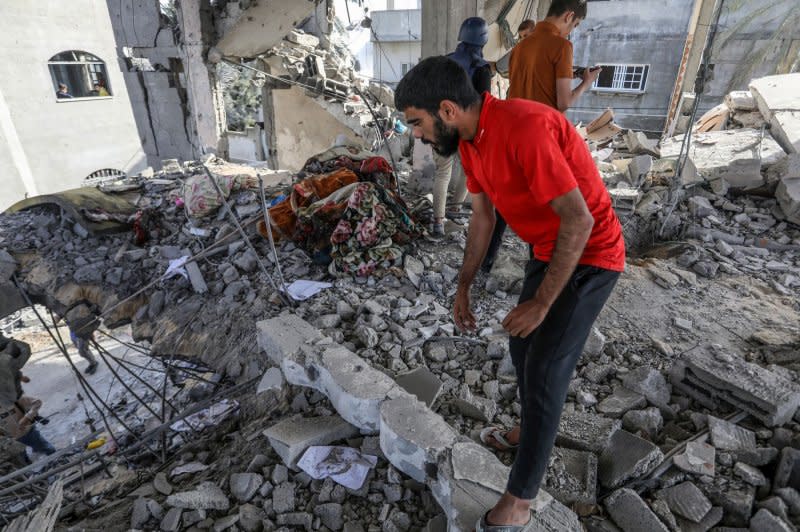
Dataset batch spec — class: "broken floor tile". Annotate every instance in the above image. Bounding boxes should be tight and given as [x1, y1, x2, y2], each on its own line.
[599, 429, 663, 489]
[263, 414, 359, 467]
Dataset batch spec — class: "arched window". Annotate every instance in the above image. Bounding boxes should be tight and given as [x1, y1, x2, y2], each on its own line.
[48, 51, 113, 100]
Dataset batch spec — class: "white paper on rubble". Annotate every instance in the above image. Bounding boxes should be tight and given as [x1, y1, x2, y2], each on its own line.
[297, 446, 378, 490]
[163, 255, 189, 280]
[284, 280, 333, 301]
[170, 399, 239, 432]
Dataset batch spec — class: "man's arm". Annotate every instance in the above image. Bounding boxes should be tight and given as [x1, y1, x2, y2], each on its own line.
[555, 67, 601, 112]
[502, 187, 594, 337]
[454, 192, 495, 331]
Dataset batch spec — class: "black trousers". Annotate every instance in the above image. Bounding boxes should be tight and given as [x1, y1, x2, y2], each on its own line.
[482, 211, 508, 271]
[506, 260, 620, 499]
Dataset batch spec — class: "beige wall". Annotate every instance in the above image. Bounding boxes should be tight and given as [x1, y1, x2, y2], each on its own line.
[0, 1, 147, 210]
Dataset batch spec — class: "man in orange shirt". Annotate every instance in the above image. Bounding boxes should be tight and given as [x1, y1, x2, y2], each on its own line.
[509, 0, 600, 112]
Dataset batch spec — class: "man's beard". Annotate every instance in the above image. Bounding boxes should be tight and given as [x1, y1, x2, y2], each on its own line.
[424, 115, 461, 157]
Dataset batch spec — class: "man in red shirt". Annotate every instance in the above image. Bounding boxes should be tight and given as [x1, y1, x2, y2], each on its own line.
[395, 56, 624, 529]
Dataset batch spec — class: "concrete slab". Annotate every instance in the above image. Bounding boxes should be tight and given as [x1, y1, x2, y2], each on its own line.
[557, 410, 621, 453]
[621, 366, 671, 408]
[674, 506, 722, 532]
[597, 387, 647, 418]
[263, 414, 359, 467]
[256, 314, 323, 365]
[294, 345, 405, 431]
[655, 481, 712, 523]
[395, 367, 443, 407]
[770, 111, 800, 155]
[379, 397, 458, 483]
[605, 488, 670, 532]
[670, 346, 800, 426]
[776, 176, 800, 225]
[599, 430, 664, 489]
[749, 73, 800, 121]
[545, 447, 598, 505]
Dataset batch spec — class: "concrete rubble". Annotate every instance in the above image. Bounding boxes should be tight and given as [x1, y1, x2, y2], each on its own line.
[0, 34, 799, 532]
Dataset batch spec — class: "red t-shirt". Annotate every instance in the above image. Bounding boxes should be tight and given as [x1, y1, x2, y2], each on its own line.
[460, 93, 626, 272]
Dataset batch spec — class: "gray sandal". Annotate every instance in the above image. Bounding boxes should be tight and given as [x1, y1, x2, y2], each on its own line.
[480, 426, 519, 451]
[475, 510, 533, 531]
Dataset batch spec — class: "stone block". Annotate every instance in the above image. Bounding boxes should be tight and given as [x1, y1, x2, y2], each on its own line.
[256, 314, 322, 365]
[165, 482, 230, 511]
[708, 416, 756, 452]
[263, 415, 359, 467]
[605, 488, 670, 532]
[597, 386, 647, 418]
[725, 90, 757, 111]
[774, 447, 800, 491]
[655, 481, 712, 523]
[557, 410, 621, 453]
[379, 397, 458, 483]
[670, 346, 800, 426]
[749, 508, 793, 532]
[674, 441, 715, 477]
[599, 430, 664, 489]
[776, 176, 800, 225]
[545, 447, 598, 505]
[622, 366, 671, 408]
[395, 367, 443, 407]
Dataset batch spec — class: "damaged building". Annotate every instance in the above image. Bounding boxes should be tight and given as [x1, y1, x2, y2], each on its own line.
[0, 1, 799, 532]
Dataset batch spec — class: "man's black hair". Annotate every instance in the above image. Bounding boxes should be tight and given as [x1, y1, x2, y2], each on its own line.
[547, 0, 588, 19]
[394, 56, 480, 115]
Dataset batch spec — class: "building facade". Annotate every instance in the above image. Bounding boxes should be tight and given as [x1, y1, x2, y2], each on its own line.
[370, 5, 422, 86]
[0, 1, 148, 210]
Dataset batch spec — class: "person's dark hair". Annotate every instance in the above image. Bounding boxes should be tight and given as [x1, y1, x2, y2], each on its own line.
[395, 56, 480, 114]
[547, 0, 587, 19]
[517, 19, 535, 32]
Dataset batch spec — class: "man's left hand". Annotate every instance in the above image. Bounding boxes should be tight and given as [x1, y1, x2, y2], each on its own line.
[502, 300, 549, 337]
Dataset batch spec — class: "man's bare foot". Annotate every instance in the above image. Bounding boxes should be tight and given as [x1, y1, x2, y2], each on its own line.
[487, 492, 531, 526]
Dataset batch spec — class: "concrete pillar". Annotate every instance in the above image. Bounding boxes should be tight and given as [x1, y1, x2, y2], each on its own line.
[177, 0, 224, 158]
[421, 0, 482, 58]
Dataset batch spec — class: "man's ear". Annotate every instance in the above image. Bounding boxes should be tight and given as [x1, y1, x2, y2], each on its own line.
[439, 100, 460, 122]
[563, 11, 575, 25]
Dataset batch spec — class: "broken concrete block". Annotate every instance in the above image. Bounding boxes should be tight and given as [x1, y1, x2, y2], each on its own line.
[774, 447, 800, 491]
[0, 249, 17, 283]
[776, 176, 800, 225]
[708, 416, 756, 452]
[395, 367, 443, 408]
[675, 506, 722, 532]
[733, 462, 767, 486]
[286, 30, 320, 49]
[622, 366, 671, 408]
[769, 111, 800, 155]
[749, 508, 794, 532]
[750, 73, 800, 121]
[453, 384, 496, 422]
[431, 441, 581, 532]
[165, 482, 230, 511]
[625, 130, 660, 157]
[229, 473, 263, 503]
[131, 497, 150, 529]
[557, 410, 621, 453]
[622, 407, 663, 441]
[598, 430, 663, 488]
[281, 344, 406, 431]
[379, 397, 458, 483]
[545, 447, 598, 505]
[609, 188, 641, 216]
[272, 482, 296, 513]
[160, 507, 182, 532]
[597, 386, 647, 418]
[263, 415, 359, 467]
[655, 481, 712, 523]
[605, 488, 670, 532]
[627, 154, 653, 185]
[673, 441, 715, 477]
[705, 481, 755, 527]
[256, 367, 284, 395]
[725, 90, 757, 111]
[670, 346, 800, 426]
[688, 196, 715, 218]
[584, 327, 606, 358]
[181, 249, 207, 294]
[257, 314, 322, 365]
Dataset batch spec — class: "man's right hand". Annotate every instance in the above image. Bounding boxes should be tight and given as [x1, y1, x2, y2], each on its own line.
[454, 289, 477, 331]
[583, 66, 602, 84]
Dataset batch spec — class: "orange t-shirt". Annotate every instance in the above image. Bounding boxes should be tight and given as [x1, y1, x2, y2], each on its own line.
[508, 21, 573, 109]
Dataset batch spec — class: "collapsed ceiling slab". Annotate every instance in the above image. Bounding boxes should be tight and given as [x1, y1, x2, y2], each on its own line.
[214, 0, 318, 59]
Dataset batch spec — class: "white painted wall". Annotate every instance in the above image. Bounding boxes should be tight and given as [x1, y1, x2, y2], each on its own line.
[373, 41, 422, 85]
[0, 1, 147, 211]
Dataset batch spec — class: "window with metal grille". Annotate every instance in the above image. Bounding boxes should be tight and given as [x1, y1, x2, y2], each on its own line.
[401, 63, 414, 75]
[85, 168, 126, 185]
[48, 51, 112, 100]
[592, 64, 649, 93]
